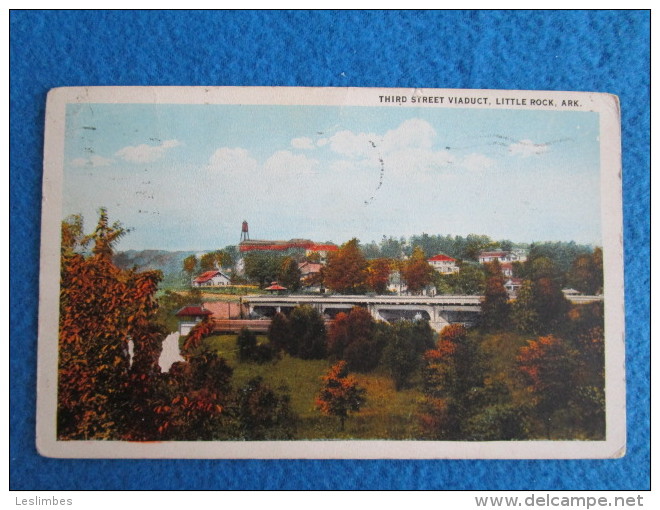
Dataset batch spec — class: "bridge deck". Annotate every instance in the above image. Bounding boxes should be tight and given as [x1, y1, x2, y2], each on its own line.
[243, 294, 602, 306]
[244, 294, 483, 306]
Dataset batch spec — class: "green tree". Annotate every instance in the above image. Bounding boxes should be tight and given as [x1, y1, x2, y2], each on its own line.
[267, 312, 290, 353]
[243, 251, 284, 288]
[324, 238, 369, 294]
[455, 264, 486, 294]
[401, 246, 434, 294]
[381, 320, 435, 390]
[316, 361, 366, 431]
[288, 305, 327, 359]
[232, 377, 297, 439]
[511, 279, 540, 335]
[236, 327, 274, 364]
[237, 327, 258, 362]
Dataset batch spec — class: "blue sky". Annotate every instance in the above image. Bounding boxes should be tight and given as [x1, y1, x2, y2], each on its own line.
[63, 103, 601, 251]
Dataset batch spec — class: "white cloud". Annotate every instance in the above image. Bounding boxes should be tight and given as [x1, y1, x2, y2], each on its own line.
[264, 150, 319, 176]
[508, 139, 549, 157]
[329, 118, 437, 159]
[329, 130, 377, 158]
[317, 138, 329, 147]
[460, 153, 495, 171]
[381, 118, 436, 153]
[71, 154, 113, 167]
[291, 137, 315, 150]
[208, 147, 259, 174]
[115, 139, 181, 163]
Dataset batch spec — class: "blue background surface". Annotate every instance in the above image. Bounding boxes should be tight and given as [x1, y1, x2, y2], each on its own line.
[10, 10, 650, 490]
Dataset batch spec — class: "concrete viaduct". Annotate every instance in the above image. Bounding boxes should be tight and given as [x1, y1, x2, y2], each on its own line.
[242, 294, 603, 332]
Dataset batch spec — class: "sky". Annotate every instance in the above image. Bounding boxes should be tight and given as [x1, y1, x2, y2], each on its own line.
[62, 103, 602, 251]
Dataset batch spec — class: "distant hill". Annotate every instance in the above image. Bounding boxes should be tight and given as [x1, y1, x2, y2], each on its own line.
[114, 249, 198, 273]
[113, 250, 198, 288]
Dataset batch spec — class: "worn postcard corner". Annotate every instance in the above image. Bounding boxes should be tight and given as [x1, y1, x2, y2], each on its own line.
[37, 86, 625, 459]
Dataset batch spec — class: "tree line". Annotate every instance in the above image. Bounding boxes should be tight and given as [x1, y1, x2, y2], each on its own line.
[60, 210, 605, 440]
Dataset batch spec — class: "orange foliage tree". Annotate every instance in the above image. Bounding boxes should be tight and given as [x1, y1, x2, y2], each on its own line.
[366, 258, 392, 294]
[418, 324, 484, 439]
[323, 238, 368, 294]
[327, 306, 382, 372]
[58, 209, 165, 440]
[517, 335, 579, 438]
[401, 246, 434, 294]
[316, 361, 366, 431]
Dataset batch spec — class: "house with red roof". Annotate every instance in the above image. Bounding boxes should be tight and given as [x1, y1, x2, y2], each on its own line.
[192, 270, 231, 287]
[175, 305, 213, 335]
[428, 254, 460, 274]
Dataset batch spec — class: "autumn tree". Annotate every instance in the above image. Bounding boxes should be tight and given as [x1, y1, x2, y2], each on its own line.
[154, 351, 234, 440]
[401, 246, 434, 294]
[323, 238, 368, 294]
[181, 318, 215, 357]
[568, 247, 604, 295]
[418, 324, 485, 439]
[327, 306, 382, 372]
[480, 260, 510, 331]
[182, 255, 198, 280]
[517, 335, 579, 438]
[366, 258, 392, 294]
[58, 209, 166, 440]
[277, 256, 302, 291]
[316, 361, 366, 431]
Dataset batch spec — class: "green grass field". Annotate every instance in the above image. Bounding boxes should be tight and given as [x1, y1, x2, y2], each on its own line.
[201, 334, 423, 439]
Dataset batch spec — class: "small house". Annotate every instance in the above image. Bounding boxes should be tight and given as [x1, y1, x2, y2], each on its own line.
[428, 254, 460, 274]
[192, 270, 231, 287]
[175, 305, 213, 335]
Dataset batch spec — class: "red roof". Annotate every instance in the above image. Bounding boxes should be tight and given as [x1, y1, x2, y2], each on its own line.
[265, 284, 287, 291]
[307, 244, 338, 251]
[175, 305, 213, 317]
[193, 270, 222, 283]
[428, 254, 456, 262]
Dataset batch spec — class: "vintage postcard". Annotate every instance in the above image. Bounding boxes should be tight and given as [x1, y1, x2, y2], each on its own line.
[37, 86, 625, 458]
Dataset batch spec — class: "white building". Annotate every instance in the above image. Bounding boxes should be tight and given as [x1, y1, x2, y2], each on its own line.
[478, 250, 527, 264]
[192, 270, 231, 287]
[428, 254, 460, 274]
